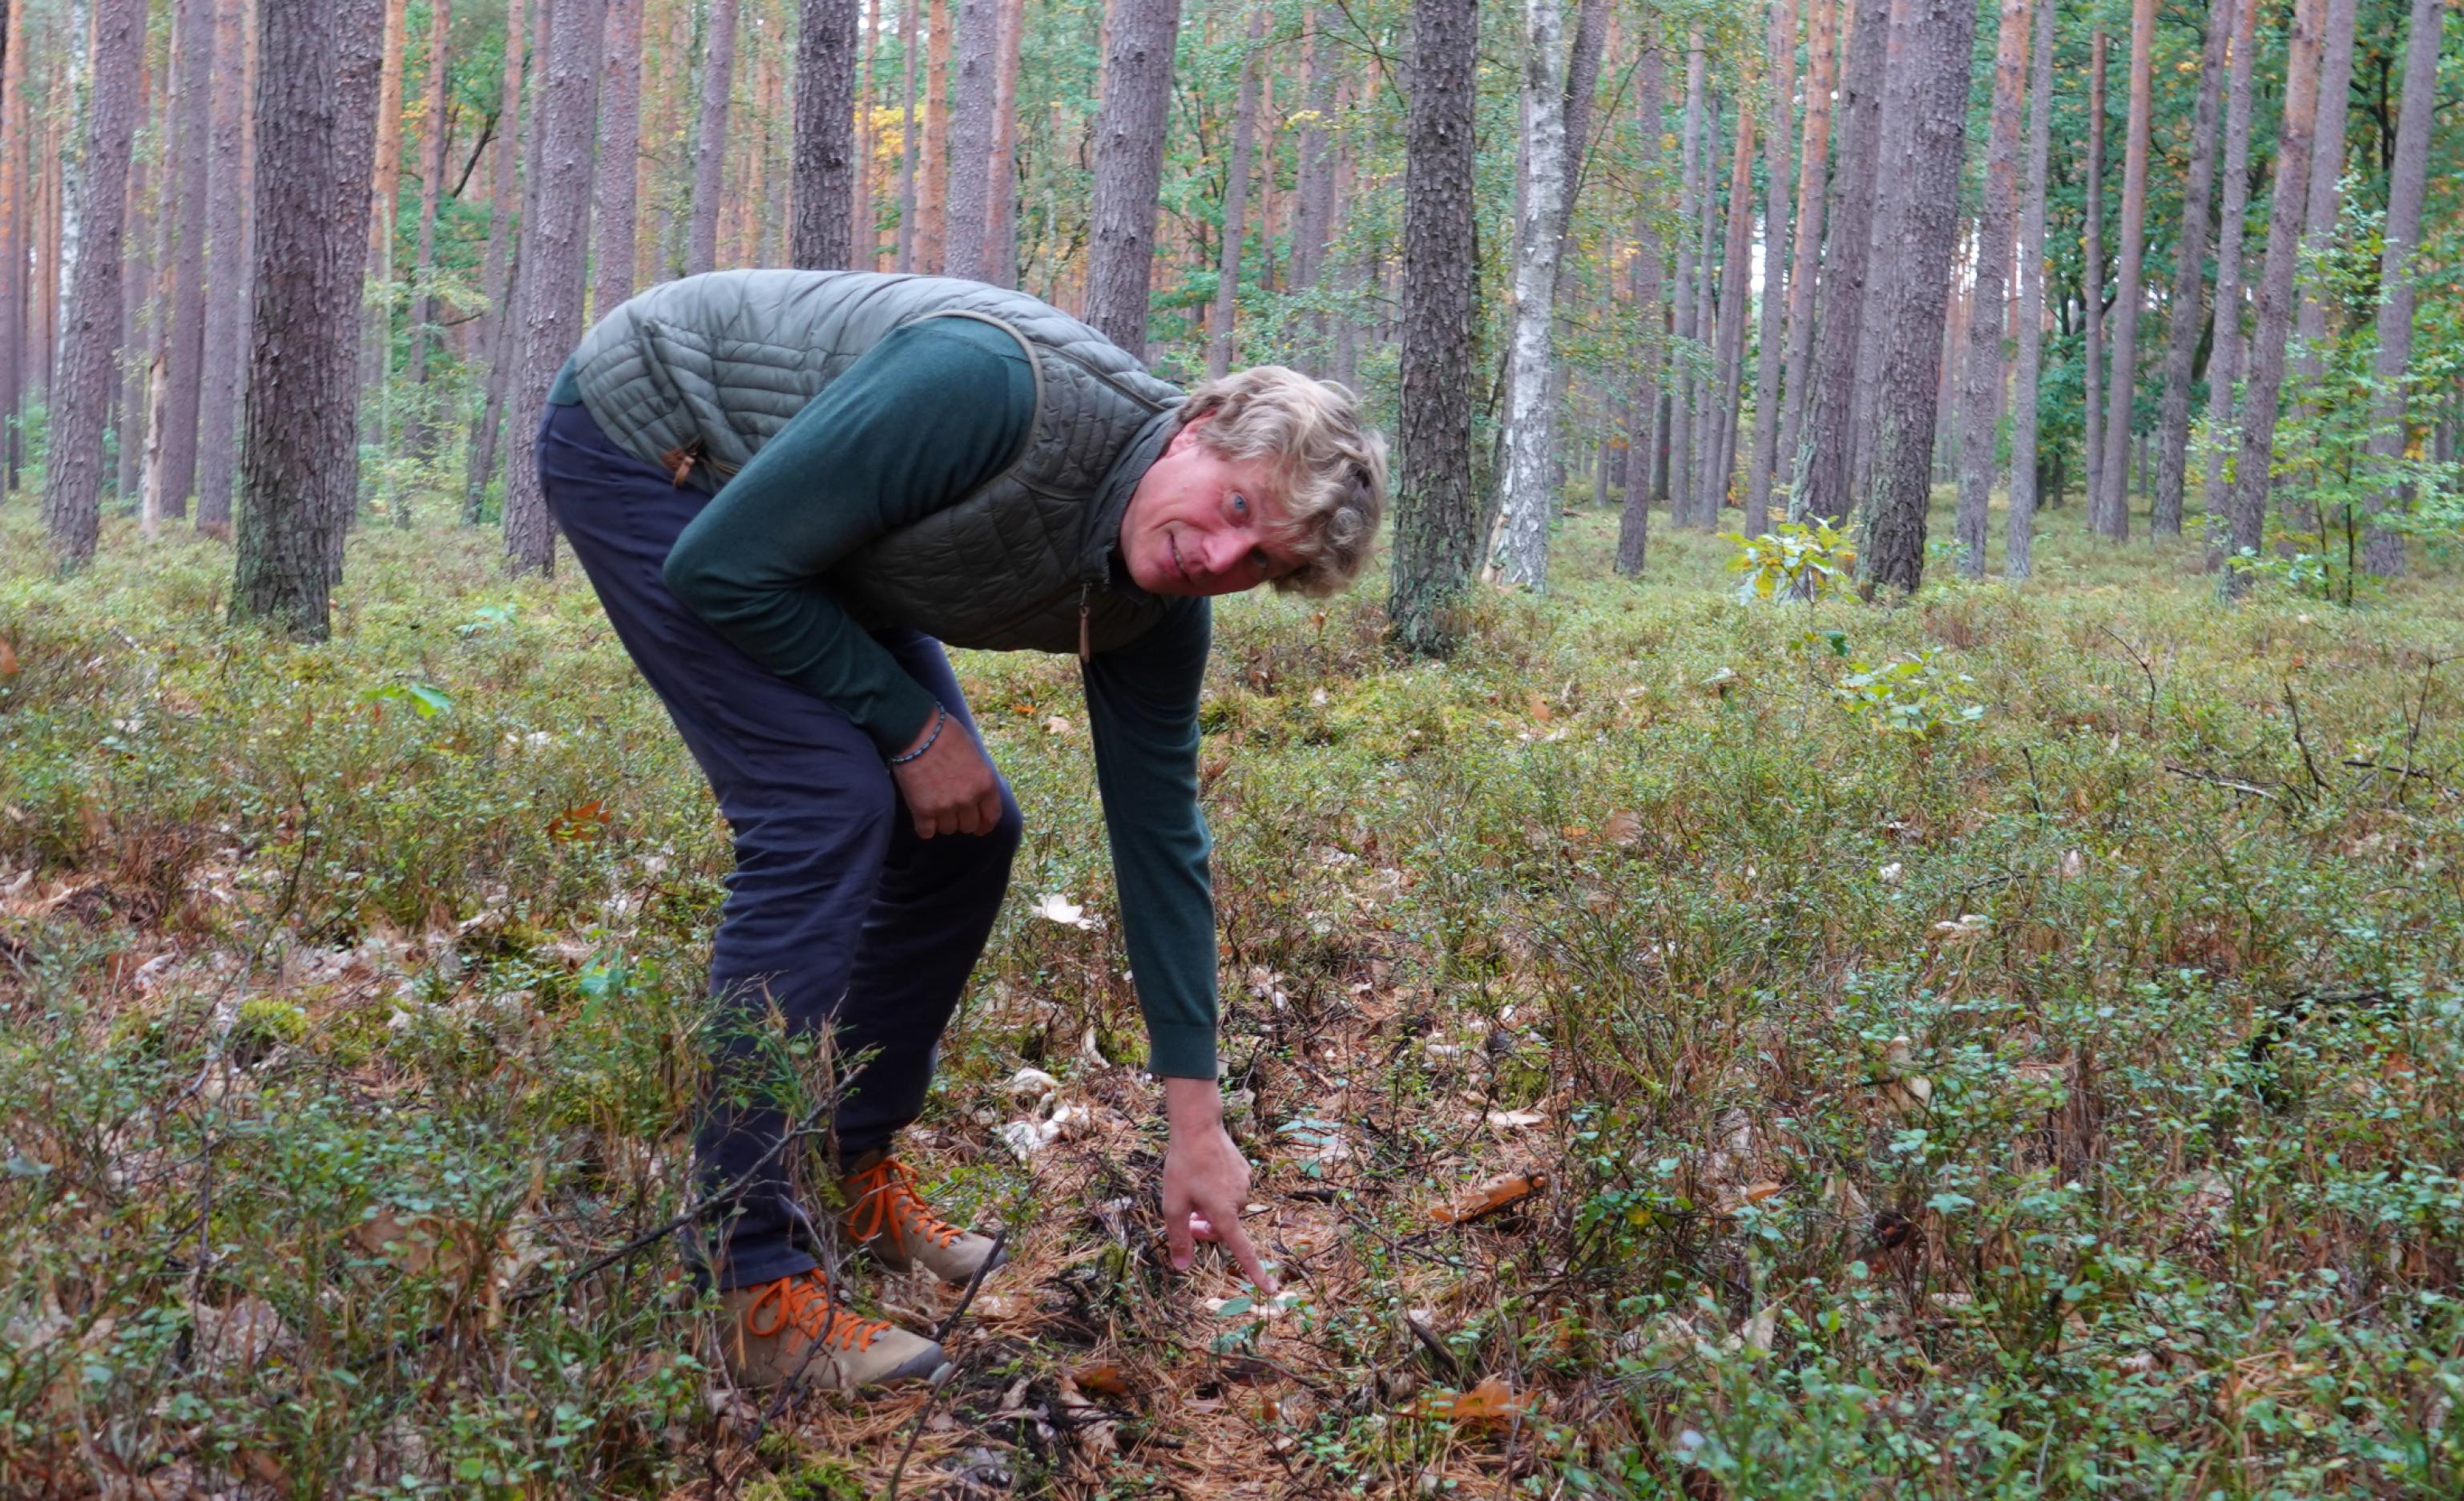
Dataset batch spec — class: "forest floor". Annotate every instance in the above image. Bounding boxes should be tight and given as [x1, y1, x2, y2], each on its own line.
[2, 496, 2462, 1499]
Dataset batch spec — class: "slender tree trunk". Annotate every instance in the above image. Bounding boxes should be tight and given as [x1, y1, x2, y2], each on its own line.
[1855, 0, 1974, 595]
[2290, 0, 2357, 380]
[1695, 98, 1753, 530]
[1843, 0, 1912, 505]
[1953, 0, 2030, 576]
[2083, 29, 2105, 523]
[2200, 0, 2260, 516]
[791, 0, 857, 266]
[1615, 30, 1664, 574]
[1664, 32, 1704, 515]
[503, 0, 603, 574]
[363, 0, 412, 430]
[1551, 0, 1607, 256]
[2093, 0, 2153, 540]
[1388, 0, 1477, 652]
[402, 0, 455, 476]
[595, 0, 643, 295]
[42, 0, 143, 565]
[1288, 7, 1333, 297]
[1743, 0, 1797, 536]
[192, 0, 252, 531]
[920, 0, 948, 268]
[896, 0, 917, 270]
[151, 0, 215, 522]
[2004, 0, 2055, 577]
[2359, 0, 2440, 576]
[115, 50, 153, 506]
[0, 0, 23, 496]
[232, 0, 385, 638]
[1774, 0, 1834, 514]
[1206, 2, 1265, 377]
[2149, 0, 2228, 536]
[986, 0, 1022, 284]
[1796, 0, 1886, 525]
[466, 0, 534, 522]
[939, 0, 994, 276]
[2221, 0, 2325, 598]
[1681, 95, 1721, 524]
[688, 0, 740, 274]
[1494, 0, 1567, 587]
[1083, 0, 1183, 357]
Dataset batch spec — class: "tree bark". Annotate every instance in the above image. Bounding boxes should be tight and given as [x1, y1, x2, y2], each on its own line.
[2149, 0, 2228, 535]
[1387, 0, 1477, 652]
[1854, 0, 1974, 596]
[791, 0, 857, 267]
[2290, 0, 2357, 380]
[688, 0, 740, 275]
[1694, 97, 1753, 531]
[939, 0, 994, 277]
[1843, 0, 1914, 505]
[232, 0, 385, 639]
[1664, 32, 1704, 516]
[1083, 0, 1182, 358]
[896, 0, 918, 270]
[151, 0, 215, 523]
[2221, 0, 2325, 598]
[192, 0, 251, 531]
[115, 48, 154, 506]
[465, 0, 536, 522]
[41, 0, 144, 566]
[921, 0, 948, 268]
[2093, 0, 2154, 540]
[1205, 2, 1266, 376]
[2359, 0, 2441, 575]
[2199, 0, 2260, 514]
[1743, 0, 1797, 537]
[362, 0, 412, 426]
[986, 0, 1023, 284]
[2004, 0, 2055, 577]
[401, 0, 454, 474]
[1953, 0, 2030, 576]
[595, 0, 643, 296]
[1774, 0, 1834, 515]
[2082, 29, 2105, 524]
[1493, 0, 1567, 588]
[1615, 30, 1664, 574]
[502, 0, 602, 574]
[1794, 0, 1886, 525]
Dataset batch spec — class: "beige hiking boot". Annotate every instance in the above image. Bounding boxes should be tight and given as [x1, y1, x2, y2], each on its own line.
[841, 1152, 1006, 1286]
[716, 1272, 945, 1392]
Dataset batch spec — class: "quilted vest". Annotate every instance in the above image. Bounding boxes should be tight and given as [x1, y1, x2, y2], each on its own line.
[564, 269, 1185, 656]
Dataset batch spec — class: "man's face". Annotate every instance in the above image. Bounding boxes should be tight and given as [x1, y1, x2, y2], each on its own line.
[1119, 415, 1305, 598]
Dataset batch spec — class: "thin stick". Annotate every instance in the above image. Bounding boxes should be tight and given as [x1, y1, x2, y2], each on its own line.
[883, 1225, 1010, 1501]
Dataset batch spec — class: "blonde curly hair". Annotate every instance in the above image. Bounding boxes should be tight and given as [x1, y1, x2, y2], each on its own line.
[1176, 366, 1389, 596]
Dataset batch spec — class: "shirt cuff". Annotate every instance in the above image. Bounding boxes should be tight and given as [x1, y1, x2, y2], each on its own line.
[1144, 1023, 1218, 1081]
[861, 675, 946, 759]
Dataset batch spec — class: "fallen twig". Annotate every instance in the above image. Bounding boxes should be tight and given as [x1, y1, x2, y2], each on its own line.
[883, 1224, 1010, 1501]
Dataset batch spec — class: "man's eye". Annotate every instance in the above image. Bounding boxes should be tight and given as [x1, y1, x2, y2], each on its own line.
[1231, 494, 1249, 518]
[1250, 550, 1272, 575]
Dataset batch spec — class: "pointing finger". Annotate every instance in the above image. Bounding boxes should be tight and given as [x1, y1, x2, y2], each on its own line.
[1213, 1208, 1277, 1295]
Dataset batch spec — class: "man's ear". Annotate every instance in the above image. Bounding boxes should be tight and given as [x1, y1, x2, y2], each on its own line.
[1165, 410, 1212, 454]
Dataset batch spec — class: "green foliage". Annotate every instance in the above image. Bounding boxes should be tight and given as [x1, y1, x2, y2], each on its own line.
[1833, 648, 1987, 740]
[1727, 518, 1857, 603]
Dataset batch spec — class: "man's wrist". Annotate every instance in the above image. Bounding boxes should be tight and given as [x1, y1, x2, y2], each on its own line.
[1161, 1074, 1222, 1131]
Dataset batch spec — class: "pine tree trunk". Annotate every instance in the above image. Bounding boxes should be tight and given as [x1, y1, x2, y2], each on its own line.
[1493, 0, 1567, 588]
[2221, 0, 2325, 599]
[1664, 33, 1704, 517]
[503, 0, 603, 574]
[595, 0, 643, 293]
[2199, 0, 2260, 516]
[363, 0, 412, 432]
[1387, 0, 1477, 652]
[41, 0, 144, 565]
[2094, 0, 2154, 541]
[1205, 2, 1265, 377]
[0, 0, 23, 495]
[1288, 7, 1333, 296]
[465, 0, 535, 522]
[920, 0, 948, 268]
[938, 0, 993, 276]
[232, 0, 385, 639]
[688, 0, 740, 275]
[1855, 0, 1974, 596]
[2082, 29, 2105, 523]
[2359, 0, 2440, 576]
[1695, 98, 1753, 531]
[1843, 2, 1914, 505]
[402, 0, 455, 474]
[2149, 0, 2228, 536]
[192, 0, 252, 531]
[897, 0, 918, 270]
[2004, 0, 2055, 577]
[1773, 0, 1834, 514]
[790, 0, 857, 267]
[1795, 0, 1885, 525]
[1083, 0, 1182, 358]
[1615, 30, 1664, 574]
[1953, 0, 2030, 577]
[1742, 0, 1797, 537]
[151, 0, 215, 523]
[115, 50, 153, 506]
[986, 0, 1022, 284]
[2290, 0, 2357, 379]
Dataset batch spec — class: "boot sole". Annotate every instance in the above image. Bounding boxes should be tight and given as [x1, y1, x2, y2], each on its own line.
[862, 1238, 1008, 1286]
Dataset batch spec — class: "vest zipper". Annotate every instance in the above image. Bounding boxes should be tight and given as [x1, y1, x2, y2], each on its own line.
[1078, 583, 1092, 663]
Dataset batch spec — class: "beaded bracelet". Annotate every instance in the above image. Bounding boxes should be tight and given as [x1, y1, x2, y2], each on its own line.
[887, 704, 950, 765]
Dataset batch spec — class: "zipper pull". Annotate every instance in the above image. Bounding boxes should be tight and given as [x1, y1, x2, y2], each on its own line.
[1078, 583, 1092, 664]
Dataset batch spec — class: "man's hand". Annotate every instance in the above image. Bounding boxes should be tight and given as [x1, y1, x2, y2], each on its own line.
[1161, 1075, 1277, 1293]
[888, 712, 1003, 838]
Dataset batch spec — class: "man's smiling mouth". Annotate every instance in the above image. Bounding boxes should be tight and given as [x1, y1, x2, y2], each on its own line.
[1169, 532, 1193, 585]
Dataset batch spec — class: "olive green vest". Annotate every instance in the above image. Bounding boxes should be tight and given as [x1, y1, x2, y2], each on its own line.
[565, 270, 1184, 656]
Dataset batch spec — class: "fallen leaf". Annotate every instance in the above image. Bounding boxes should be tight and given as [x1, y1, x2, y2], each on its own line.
[1402, 1376, 1532, 1428]
[1741, 1180, 1784, 1204]
[0, 635, 17, 677]
[1485, 1108, 1547, 1131]
[546, 800, 610, 841]
[1880, 1035, 1934, 1118]
[1044, 715, 1072, 734]
[1034, 893, 1094, 929]
[1525, 692, 1552, 724]
[1430, 1168, 1548, 1225]
[1603, 810, 1643, 845]
[351, 1208, 485, 1277]
[1072, 1363, 1133, 1399]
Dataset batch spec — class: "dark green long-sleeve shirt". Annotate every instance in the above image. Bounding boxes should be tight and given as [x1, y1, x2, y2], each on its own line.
[550, 317, 1219, 1079]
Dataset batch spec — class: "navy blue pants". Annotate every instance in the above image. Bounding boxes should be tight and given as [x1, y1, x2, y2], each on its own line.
[538, 401, 1022, 1289]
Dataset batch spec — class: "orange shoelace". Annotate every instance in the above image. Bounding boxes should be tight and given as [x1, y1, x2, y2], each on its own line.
[843, 1157, 966, 1253]
[742, 1275, 889, 1353]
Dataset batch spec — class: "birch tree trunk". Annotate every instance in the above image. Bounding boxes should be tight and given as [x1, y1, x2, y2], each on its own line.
[1795, 0, 1886, 525]
[2004, 0, 2055, 577]
[2199, 0, 2260, 514]
[1855, 0, 1974, 595]
[192, 0, 250, 531]
[2148, 0, 2228, 535]
[2359, 0, 2441, 576]
[2082, 30, 2105, 521]
[1614, 32, 1664, 574]
[1206, 2, 1265, 377]
[2221, 0, 2325, 599]
[2094, 0, 2154, 541]
[1083, 0, 1182, 357]
[1387, 0, 1477, 652]
[940, 0, 994, 277]
[1774, 0, 1834, 514]
[688, 0, 740, 275]
[41, 0, 143, 566]
[231, 0, 385, 638]
[1742, 0, 1797, 536]
[1493, 0, 1567, 588]
[594, 0, 643, 295]
[1953, 0, 2030, 577]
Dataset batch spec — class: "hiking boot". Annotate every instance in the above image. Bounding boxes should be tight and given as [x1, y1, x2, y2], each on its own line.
[716, 1272, 945, 1392]
[841, 1152, 1006, 1286]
